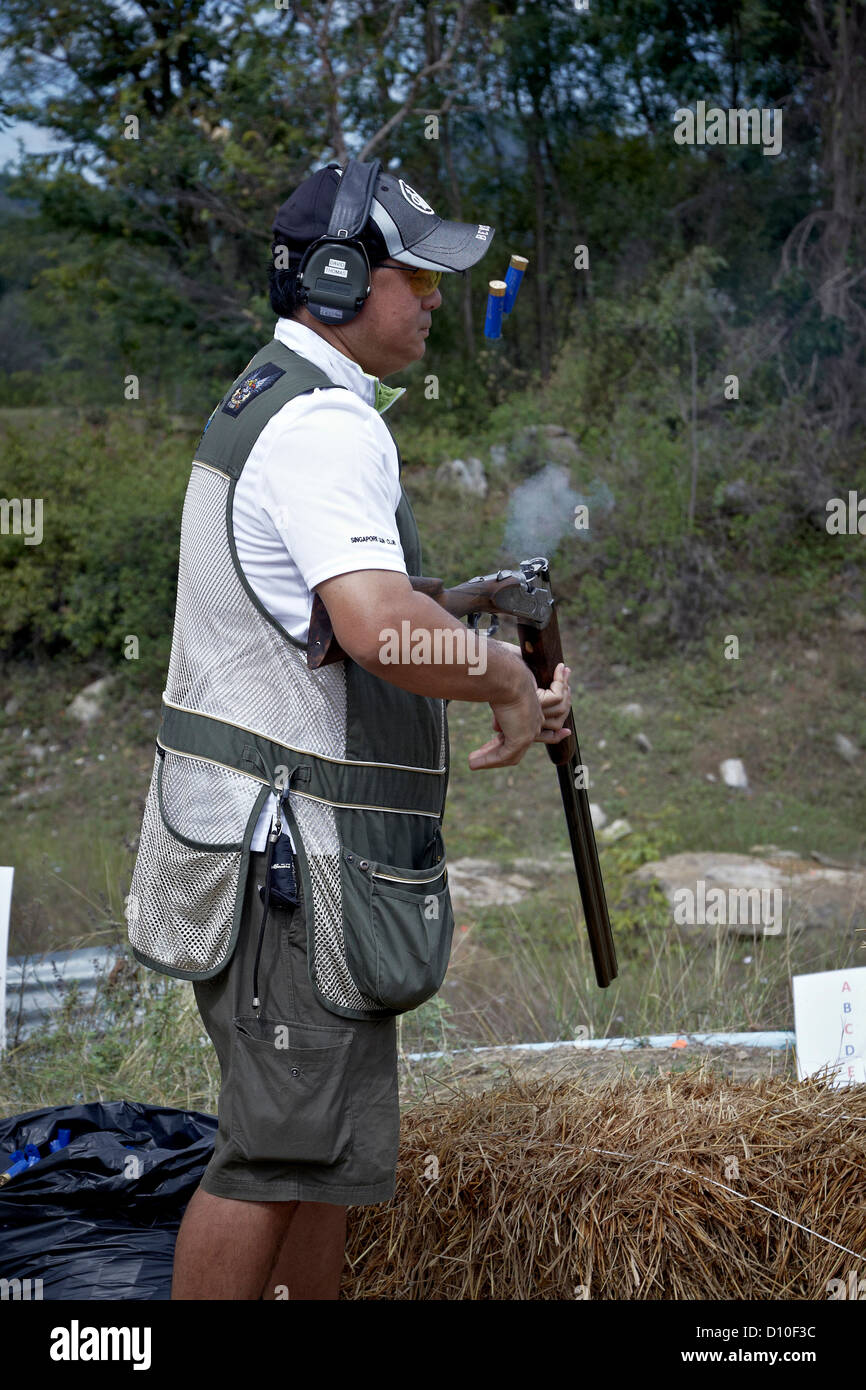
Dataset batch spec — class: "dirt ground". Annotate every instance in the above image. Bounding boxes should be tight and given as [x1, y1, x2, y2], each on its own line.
[398, 1041, 797, 1105]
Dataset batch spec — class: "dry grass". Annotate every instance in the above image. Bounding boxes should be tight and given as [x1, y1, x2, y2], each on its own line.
[343, 1067, 866, 1300]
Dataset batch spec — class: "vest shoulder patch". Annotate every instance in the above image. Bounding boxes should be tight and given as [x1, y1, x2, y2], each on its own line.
[221, 362, 286, 417]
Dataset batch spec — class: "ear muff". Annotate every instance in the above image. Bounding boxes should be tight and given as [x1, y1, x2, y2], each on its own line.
[296, 238, 372, 325]
[295, 157, 382, 325]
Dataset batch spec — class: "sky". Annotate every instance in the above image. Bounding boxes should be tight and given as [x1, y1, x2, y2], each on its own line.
[0, 121, 67, 172]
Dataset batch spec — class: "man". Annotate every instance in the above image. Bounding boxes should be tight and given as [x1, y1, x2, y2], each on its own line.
[131, 161, 571, 1300]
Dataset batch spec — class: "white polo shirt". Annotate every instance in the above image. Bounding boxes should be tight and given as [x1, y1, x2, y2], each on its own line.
[232, 317, 410, 851]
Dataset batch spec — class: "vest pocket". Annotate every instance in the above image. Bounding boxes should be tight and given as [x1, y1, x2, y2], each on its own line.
[341, 841, 455, 1012]
[126, 746, 262, 977]
[229, 1016, 354, 1165]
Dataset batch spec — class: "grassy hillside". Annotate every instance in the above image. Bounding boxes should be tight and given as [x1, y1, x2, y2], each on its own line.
[1, 315, 864, 1108]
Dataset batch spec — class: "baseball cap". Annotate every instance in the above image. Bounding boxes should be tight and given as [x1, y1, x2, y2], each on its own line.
[272, 162, 495, 272]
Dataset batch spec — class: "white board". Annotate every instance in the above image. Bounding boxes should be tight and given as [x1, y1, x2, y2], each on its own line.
[0, 867, 13, 1055]
[792, 966, 866, 1087]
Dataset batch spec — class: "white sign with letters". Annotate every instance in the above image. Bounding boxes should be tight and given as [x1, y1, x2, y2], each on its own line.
[793, 966, 866, 1087]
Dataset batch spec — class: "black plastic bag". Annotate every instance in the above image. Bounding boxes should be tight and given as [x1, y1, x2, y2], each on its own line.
[0, 1099, 217, 1300]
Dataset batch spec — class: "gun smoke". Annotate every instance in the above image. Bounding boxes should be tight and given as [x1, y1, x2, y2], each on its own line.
[501, 464, 614, 561]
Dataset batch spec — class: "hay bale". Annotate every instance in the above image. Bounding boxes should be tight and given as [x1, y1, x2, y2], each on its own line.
[343, 1069, 866, 1299]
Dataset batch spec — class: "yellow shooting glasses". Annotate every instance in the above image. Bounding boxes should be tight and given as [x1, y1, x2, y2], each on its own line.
[376, 262, 443, 296]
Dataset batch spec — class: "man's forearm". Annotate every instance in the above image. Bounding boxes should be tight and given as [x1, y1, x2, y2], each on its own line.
[348, 591, 526, 703]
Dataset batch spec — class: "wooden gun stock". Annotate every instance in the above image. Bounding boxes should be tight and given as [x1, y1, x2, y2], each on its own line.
[515, 602, 617, 988]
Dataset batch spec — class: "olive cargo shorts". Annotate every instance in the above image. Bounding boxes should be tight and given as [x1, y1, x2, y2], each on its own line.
[192, 849, 400, 1206]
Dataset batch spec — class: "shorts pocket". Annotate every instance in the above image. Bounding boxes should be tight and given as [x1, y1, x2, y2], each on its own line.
[341, 834, 455, 1013]
[229, 1015, 354, 1165]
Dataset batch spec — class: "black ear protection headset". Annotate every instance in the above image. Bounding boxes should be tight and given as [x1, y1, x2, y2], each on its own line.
[295, 157, 383, 325]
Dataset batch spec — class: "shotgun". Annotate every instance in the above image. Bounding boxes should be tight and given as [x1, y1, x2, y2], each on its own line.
[307, 556, 617, 987]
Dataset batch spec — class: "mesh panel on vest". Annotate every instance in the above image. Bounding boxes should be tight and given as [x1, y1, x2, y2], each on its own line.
[128, 749, 244, 973]
[159, 749, 258, 843]
[290, 793, 381, 1012]
[164, 466, 347, 753]
[149, 460, 378, 1000]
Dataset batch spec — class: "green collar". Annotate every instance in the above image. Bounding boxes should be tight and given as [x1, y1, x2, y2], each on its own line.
[364, 375, 406, 414]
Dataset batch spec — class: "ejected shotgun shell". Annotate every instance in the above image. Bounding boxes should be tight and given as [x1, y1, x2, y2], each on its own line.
[503, 254, 528, 314]
[484, 280, 507, 338]
[0, 1158, 29, 1185]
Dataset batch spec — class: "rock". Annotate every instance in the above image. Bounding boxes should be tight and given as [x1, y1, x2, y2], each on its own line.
[633, 850, 866, 936]
[834, 733, 860, 764]
[508, 424, 582, 477]
[590, 803, 608, 830]
[720, 758, 748, 789]
[635, 732, 652, 753]
[434, 457, 487, 497]
[489, 444, 507, 470]
[599, 818, 632, 844]
[620, 703, 644, 718]
[444, 858, 542, 911]
[839, 609, 866, 634]
[514, 423, 580, 458]
[803, 649, 819, 663]
[26, 744, 47, 762]
[705, 773, 717, 782]
[542, 434, 581, 468]
[510, 857, 572, 875]
[4, 697, 19, 716]
[67, 675, 116, 725]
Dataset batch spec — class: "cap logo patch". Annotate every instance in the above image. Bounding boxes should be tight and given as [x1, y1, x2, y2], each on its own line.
[398, 179, 435, 215]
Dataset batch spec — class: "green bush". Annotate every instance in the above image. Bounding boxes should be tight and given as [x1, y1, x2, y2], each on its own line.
[0, 407, 192, 686]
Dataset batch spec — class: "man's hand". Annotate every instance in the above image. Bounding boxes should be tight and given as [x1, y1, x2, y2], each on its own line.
[468, 661, 572, 770]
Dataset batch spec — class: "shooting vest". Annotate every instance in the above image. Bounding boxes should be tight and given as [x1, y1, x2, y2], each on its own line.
[125, 339, 453, 1021]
